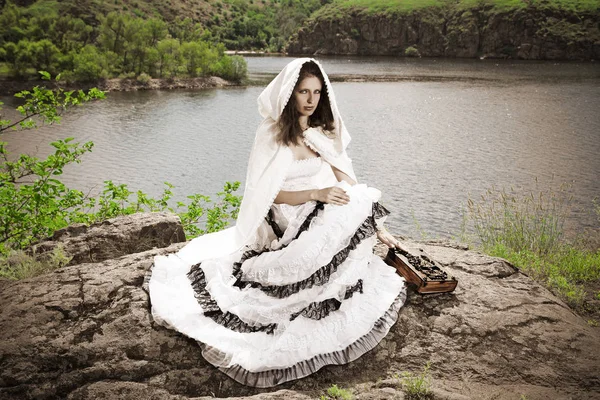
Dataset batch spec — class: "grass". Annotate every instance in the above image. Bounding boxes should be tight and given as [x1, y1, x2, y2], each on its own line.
[465, 182, 600, 311]
[311, 0, 600, 19]
[0, 246, 72, 280]
[321, 384, 354, 400]
[396, 361, 434, 399]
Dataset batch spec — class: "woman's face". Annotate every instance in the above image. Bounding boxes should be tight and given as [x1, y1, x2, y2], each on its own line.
[293, 75, 322, 117]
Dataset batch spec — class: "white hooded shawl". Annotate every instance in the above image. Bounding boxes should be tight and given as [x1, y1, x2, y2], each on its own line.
[177, 57, 357, 265]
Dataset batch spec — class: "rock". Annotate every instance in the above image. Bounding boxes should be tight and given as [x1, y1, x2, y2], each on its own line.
[287, 5, 600, 60]
[30, 212, 186, 266]
[1, 229, 599, 399]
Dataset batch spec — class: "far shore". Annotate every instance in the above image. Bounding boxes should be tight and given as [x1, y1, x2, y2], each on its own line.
[0, 76, 240, 96]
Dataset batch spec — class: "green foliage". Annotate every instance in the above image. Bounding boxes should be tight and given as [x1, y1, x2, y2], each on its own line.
[137, 72, 152, 84]
[0, 137, 94, 253]
[0, 7, 249, 83]
[398, 361, 433, 400]
[210, 54, 247, 82]
[465, 183, 600, 309]
[181, 40, 220, 77]
[0, 245, 71, 280]
[314, 0, 600, 16]
[404, 45, 420, 57]
[0, 74, 242, 270]
[71, 45, 109, 81]
[466, 182, 571, 256]
[321, 384, 354, 400]
[1, 71, 106, 132]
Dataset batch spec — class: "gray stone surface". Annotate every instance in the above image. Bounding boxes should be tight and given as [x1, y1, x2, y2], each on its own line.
[30, 212, 186, 266]
[1, 229, 599, 399]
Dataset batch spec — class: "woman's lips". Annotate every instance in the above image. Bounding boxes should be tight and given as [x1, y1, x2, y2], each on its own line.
[304, 106, 314, 110]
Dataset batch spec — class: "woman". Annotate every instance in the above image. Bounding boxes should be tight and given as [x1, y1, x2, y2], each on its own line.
[147, 57, 407, 388]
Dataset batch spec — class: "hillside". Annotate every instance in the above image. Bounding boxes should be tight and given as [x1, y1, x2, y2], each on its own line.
[287, 0, 600, 60]
[1, 0, 323, 51]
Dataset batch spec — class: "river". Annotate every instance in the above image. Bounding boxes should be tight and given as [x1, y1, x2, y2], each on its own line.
[1, 56, 599, 239]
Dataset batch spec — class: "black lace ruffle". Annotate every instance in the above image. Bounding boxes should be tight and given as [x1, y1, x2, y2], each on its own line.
[235, 214, 377, 299]
[193, 200, 384, 302]
[372, 202, 391, 219]
[231, 201, 325, 284]
[187, 264, 277, 334]
[266, 208, 284, 239]
[289, 279, 363, 321]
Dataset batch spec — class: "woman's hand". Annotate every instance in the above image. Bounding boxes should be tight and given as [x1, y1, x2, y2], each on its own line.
[312, 187, 350, 206]
[376, 226, 402, 248]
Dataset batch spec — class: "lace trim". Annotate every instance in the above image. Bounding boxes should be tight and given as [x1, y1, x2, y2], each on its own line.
[186, 265, 277, 335]
[205, 291, 407, 388]
[289, 279, 363, 321]
[293, 156, 321, 164]
[232, 201, 325, 282]
[233, 210, 378, 299]
[373, 202, 391, 219]
[266, 208, 284, 239]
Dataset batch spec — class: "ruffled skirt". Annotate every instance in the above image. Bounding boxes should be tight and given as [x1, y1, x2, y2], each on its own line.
[147, 183, 407, 387]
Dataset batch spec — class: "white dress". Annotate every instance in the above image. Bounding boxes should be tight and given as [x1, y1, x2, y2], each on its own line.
[146, 155, 408, 388]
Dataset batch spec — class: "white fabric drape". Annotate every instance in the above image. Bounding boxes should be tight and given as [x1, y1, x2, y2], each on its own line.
[175, 57, 358, 267]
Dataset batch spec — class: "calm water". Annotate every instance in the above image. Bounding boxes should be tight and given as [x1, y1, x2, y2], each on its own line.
[1, 56, 599, 238]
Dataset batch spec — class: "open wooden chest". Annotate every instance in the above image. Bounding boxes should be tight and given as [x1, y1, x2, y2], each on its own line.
[384, 247, 458, 294]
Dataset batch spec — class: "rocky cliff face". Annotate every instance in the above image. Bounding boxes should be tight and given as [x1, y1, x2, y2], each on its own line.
[1, 213, 599, 399]
[287, 6, 600, 60]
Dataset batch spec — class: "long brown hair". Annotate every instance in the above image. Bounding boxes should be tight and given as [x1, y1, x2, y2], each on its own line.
[276, 61, 335, 146]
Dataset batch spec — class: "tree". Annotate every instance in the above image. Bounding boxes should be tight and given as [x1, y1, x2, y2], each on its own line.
[30, 39, 61, 75]
[170, 16, 204, 43]
[157, 38, 181, 78]
[0, 72, 105, 253]
[181, 41, 219, 77]
[210, 54, 247, 82]
[72, 45, 107, 81]
[145, 18, 168, 47]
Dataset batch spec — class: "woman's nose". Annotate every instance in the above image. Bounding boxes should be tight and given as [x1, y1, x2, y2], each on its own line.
[307, 94, 313, 104]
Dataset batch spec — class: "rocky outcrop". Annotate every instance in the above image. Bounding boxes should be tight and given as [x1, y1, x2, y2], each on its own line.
[1, 213, 599, 400]
[30, 212, 186, 266]
[287, 5, 600, 60]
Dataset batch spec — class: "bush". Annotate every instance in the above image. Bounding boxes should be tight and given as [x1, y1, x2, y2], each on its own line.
[118, 71, 137, 79]
[136, 72, 152, 84]
[72, 45, 108, 81]
[210, 55, 247, 82]
[404, 45, 420, 57]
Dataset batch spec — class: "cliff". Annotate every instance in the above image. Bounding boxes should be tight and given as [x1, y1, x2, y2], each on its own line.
[287, 3, 600, 60]
[0, 213, 599, 399]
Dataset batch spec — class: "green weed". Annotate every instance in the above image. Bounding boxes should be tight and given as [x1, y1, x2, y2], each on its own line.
[399, 361, 434, 399]
[321, 384, 353, 400]
[466, 182, 600, 309]
[0, 245, 71, 280]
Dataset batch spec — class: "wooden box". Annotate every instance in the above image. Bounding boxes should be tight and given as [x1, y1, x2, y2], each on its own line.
[384, 247, 458, 294]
